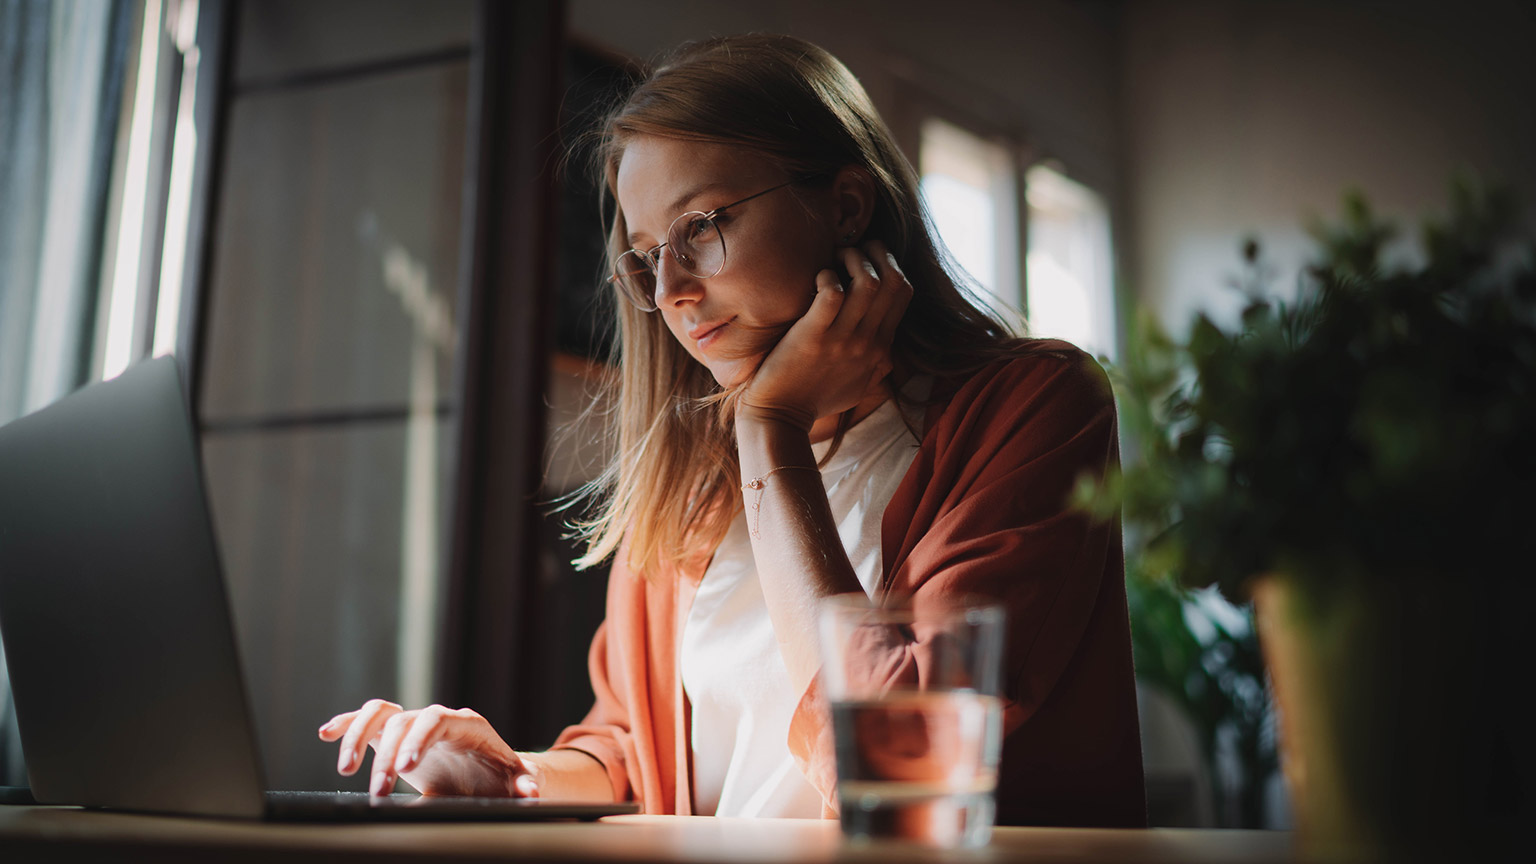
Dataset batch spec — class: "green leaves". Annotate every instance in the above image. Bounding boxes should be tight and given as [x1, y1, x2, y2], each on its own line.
[1086, 178, 1536, 601]
[1306, 189, 1397, 280]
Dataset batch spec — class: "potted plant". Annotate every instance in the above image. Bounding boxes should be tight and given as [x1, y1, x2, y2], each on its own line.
[1078, 179, 1535, 859]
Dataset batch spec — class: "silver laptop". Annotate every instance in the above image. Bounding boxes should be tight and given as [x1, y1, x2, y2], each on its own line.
[0, 356, 635, 821]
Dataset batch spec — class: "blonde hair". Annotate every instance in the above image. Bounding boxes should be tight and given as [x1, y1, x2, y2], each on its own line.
[569, 34, 1019, 577]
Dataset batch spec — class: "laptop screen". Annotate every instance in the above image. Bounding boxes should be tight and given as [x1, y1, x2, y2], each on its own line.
[0, 356, 268, 816]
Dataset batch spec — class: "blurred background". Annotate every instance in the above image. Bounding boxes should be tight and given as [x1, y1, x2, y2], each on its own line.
[2, 0, 1532, 828]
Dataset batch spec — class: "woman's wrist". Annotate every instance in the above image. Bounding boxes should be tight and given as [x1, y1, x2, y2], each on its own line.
[515, 749, 617, 802]
[735, 401, 816, 436]
[735, 406, 817, 475]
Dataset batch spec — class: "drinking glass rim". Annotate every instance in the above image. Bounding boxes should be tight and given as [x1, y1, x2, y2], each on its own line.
[820, 592, 1005, 625]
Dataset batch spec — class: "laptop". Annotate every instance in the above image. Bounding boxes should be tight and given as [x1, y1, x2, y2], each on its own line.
[0, 356, 636, 821]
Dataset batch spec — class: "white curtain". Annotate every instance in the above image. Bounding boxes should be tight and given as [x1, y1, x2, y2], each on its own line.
[0, 0, 131, 789]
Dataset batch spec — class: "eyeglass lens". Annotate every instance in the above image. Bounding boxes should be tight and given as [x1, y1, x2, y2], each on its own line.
[614, 212, 726, 310]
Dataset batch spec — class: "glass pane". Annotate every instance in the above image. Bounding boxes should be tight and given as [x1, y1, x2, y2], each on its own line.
[919, 117, 1022, 315]
[200, 418, 453, 791]
[1025, 164, 1116, 360]
[235, 0, 474, 85]
[201, 63, 467, 420]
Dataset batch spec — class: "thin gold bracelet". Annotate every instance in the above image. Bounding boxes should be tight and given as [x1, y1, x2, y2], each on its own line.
[741, 465, 819, 538]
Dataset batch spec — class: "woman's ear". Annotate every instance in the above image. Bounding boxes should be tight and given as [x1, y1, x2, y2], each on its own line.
[830, 166, 876, 246]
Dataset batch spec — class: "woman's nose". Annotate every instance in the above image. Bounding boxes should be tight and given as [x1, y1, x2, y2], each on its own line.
[654, 247, 704, 306]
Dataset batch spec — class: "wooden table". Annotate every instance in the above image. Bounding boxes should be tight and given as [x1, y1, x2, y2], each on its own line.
[0, 806, 1293, 863]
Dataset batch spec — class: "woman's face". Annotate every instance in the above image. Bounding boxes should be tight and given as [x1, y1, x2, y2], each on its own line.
[614, 135, 840, 388]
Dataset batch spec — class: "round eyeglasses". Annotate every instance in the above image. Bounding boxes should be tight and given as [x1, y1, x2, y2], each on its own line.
[609, 177, 808, 312]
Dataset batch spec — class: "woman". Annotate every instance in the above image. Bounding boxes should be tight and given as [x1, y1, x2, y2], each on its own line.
[321, 34, 1146, 828]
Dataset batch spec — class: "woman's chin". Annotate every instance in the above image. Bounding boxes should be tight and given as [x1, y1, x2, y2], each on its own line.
[704, 356, 759, 391]
[699, 322, 786, 389]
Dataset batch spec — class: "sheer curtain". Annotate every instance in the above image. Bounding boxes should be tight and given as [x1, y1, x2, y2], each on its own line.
[0, 0, 131, 789]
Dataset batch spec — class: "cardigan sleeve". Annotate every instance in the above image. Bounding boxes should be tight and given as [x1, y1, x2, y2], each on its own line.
[549, 542, 692, 813]
[788, 346, 1128, 814]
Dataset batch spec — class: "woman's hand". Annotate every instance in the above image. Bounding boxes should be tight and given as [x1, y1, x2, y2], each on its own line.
[739, 240, 912, 431]
[319, 700, 533, 798]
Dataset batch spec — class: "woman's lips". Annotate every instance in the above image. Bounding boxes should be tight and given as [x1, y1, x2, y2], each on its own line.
[689, 318, 732, 352]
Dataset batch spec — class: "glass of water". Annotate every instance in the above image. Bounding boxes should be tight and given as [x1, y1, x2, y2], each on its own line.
[818, 593, 1005, 848]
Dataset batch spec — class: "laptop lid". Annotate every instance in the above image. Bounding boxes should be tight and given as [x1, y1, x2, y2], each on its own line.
[0, 356, 267, 817]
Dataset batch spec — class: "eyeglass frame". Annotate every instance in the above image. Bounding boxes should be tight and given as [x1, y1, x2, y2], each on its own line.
[607, 175, 819, 312]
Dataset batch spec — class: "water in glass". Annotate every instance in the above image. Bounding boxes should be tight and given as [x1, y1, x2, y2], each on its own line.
[832, 689, 1003, 847]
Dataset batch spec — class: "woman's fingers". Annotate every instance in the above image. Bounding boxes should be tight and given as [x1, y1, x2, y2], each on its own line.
[835, 242, 910, 340]
[803, 269, 846, 328]
[322, 700, 528, 799]
[391, 704, 472, 774]
[827, 242, 909, 370]
[514, 773, 540, 798]
[831, 246, 882, 335]
[335, 698, 400, 776]
[866, 242, 912, 345]
[317, 711, 354, 742]
[370, 710, 416, 796]
[743, 241, 907, 422]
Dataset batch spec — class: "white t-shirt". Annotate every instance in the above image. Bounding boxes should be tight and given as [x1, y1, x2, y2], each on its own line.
[679, 397, 922, 817]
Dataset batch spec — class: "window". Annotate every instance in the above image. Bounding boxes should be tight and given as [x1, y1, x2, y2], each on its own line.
[0, 0, 139, 788]
[919, 117, 1022, 319]
[100, 0, 203, 381]
[195, 0, 475, 790]
[919, 118, 1117, 361]
[1025, 163, 1117, 360]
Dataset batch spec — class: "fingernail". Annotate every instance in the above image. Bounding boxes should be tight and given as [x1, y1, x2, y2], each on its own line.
[371, 773, 390, 797]
[338, 750, 354, 773]
[395, 750, 417, 772]
[515, 774, 539, 797]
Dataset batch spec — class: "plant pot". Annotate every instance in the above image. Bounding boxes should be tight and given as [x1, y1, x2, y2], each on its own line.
[1251, 576, 1367, 857]
[1251, 575, 1514, 861]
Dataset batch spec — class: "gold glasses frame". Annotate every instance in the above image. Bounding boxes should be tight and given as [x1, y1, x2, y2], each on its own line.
[608, 177, 811, 312]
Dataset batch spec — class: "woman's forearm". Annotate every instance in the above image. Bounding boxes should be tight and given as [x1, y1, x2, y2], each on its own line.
[518, 749, 618, 802]
[735, 410, 864, 694]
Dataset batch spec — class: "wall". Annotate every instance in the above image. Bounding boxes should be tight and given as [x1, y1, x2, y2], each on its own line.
[1121, 0, 1536, 331]
[568, 0, 1123, 200]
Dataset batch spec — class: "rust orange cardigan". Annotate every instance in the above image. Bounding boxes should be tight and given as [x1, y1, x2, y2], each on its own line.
[551, 341, 1147, 828]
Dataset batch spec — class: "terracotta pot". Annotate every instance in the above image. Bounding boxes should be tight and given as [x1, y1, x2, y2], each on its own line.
[1251, 575, 1513, 862]
[1251, 576, 1371, 858]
